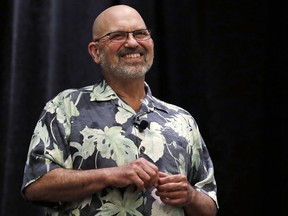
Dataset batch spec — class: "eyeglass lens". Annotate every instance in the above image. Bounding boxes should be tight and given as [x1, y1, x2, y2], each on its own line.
[109, 29, 150, 42]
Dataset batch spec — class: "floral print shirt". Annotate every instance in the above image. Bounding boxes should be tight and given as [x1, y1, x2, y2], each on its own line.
[22, 78, 218, 216]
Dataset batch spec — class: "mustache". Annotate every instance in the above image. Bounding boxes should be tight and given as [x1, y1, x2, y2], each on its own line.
[118, 47, 146, 57]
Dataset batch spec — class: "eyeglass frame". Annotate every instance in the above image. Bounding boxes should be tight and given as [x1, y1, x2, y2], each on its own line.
[93, 29, 151, 43]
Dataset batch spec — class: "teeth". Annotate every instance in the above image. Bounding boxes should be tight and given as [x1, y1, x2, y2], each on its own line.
[125, 53, 141, 58]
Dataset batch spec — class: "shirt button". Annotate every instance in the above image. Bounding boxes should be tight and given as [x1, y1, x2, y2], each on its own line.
[140, 146, 145, 153]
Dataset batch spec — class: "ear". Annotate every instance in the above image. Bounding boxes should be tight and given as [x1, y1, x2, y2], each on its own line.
[88, 42, 100, 64]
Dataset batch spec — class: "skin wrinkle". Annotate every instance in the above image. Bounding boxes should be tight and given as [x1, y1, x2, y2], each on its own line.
[22, 5, 217, 216]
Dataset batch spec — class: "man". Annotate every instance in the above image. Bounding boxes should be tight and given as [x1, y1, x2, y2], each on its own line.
[22, 4, 218, 216]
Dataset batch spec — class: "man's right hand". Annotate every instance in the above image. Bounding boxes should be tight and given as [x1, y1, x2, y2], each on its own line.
[108, 157, 159, 192]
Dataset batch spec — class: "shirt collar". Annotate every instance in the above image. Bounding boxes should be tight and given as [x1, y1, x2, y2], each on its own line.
[90, 78, 169, 114]
[90, 78, 118, 101]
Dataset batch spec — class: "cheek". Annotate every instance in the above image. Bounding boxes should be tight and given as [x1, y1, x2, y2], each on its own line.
[109, 45, 123, 57]
[146, 47, 154, 61]
[144, 41, 154, 58]
[99, 46, 120, 63]
[107, 43, 122, 53]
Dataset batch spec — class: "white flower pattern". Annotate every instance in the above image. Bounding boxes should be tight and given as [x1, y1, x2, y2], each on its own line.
[22, 79, 218, 215]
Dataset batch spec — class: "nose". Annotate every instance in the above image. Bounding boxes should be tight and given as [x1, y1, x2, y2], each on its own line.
[124, 32, 139, 46]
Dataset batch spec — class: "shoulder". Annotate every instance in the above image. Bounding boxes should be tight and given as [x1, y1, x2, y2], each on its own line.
[152, 96, 191, 115]
[42, 85, 94, 114]
[151, 96, 201, 127]
[50, 85, 94, 102]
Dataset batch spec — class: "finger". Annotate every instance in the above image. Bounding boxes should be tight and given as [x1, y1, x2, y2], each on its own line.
[136, 168, 153, 188]
[157, 190, 191, 207]
[157, 189, 183, 198]
[158, 173, 186, 186]
[135, 158, 159, 173]
[128, 159, 159, 190]
[146, 172, 159, 188]
[160, 196, 186, 207]
[136, 158, 159, 188]
[158, 171, 168, 177]
[157, 172, 170, 186]
[157, 175, 189, 193]
[140, 165, 159, 189]
[119, 166, 145, 191]
[156, 182, 194, 207]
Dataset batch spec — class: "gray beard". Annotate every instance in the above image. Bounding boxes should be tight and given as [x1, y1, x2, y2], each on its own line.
[100, 54, 153, 79]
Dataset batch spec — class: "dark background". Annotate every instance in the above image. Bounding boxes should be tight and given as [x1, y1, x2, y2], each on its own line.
[1, 0, 287, 215]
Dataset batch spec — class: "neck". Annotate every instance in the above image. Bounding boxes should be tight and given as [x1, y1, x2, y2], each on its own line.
[105, 76, 146, 112]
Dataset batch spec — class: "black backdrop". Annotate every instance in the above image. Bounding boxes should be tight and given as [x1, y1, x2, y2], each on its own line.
[1, 0, 287, 215]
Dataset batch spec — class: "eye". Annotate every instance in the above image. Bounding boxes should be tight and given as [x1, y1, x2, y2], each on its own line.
[109, 32, 126, 41]
[134, 30, 149, 39]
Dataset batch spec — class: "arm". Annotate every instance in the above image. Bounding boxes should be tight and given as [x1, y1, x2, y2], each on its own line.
[183, 189, 217, 216]
[156, 172, 217, 216]
[24, 158, 159, 203]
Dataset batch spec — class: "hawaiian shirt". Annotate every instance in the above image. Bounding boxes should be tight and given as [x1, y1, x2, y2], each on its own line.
[22, 78, 218, 216]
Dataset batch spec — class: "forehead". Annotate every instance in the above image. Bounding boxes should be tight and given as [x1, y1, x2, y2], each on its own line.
[97, 7, 147, 33]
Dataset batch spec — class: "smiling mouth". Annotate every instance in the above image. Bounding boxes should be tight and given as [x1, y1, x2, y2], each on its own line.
[123, 53, 142, 58]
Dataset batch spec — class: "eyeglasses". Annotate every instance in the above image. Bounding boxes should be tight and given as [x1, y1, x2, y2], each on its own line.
[94, 29, 151, 43]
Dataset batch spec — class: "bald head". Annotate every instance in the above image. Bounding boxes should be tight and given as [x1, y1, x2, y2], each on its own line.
[92, 5, 147, 40]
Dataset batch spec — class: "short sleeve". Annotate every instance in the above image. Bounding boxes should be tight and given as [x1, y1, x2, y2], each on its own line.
[21, 90, 77, 197]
